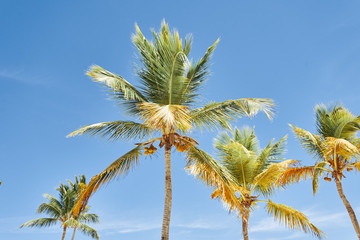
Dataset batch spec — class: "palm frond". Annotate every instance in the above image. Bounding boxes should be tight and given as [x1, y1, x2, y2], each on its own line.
[77, 213, 100, 224]
[138, 102, 191, 132]
[252, 160, 298, 196]
[290, 124, 324, 160]
[322, 137, 359, 160]
[190, 98, 274, 131]
[185, 146, 240, 212]
[133, 21, 192, 106]
[20, 218, 58, 228]
[353, 162, 360, 172]
[265, 200, 325, 239]
[183, 38, 219, 102]
[218, 142, 259, 186]
[315, 104, 359, 140]
[312, 161, 328, 195]
[72, 145, 143, 216]
[67, 121, 154, 141]
[215, 126, 260, 153]
[341, 115, 360, 139]
[276, 166, 314, 188]
[78, 223, 99, 240]
[37, 202, 62, 218]
[87, 65, 147, 114]
[256, 135, 287, 171]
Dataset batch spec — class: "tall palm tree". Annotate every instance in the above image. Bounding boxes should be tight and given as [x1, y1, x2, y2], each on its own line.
[277, 104, 360, 239]
[21, 176, 99, 240]
[68, 20, 274, 240]
[186, 127, 324, 240]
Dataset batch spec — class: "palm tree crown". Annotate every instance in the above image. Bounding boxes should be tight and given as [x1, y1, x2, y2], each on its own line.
[187, 127, 324, 240]
[69, 21, 274, 240]
[21, 175, 99, 240]
[278, 104, 360, 238]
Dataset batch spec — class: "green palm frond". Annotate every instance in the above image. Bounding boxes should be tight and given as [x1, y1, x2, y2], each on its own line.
[184, 38, 219, 102]
[78, 223, 99, 240]
[218, 142, 258, 186]
[341, 115, 360, 139]
[67, 121, 154, 141]
[77, 213, 99, 224]
[265, 200, 325, 239]
[20, 218, 58, 228]
[73, 145, 143, 216]
[215, 127, 260, 153]
[290, 124, 324, 160]
[315, 104, 359, 140]
[256, 135, 287, 171]
[312, 161, 328, 195]
[37, 202, 62, 218]
[87, 65, 147, 114]
[133, 21, 193, 106]
[190, 98, 274, 130]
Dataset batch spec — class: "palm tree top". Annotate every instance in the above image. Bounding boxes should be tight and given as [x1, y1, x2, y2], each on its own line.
[314, 104, 360, 140]
[68, 21, 274, 141]
[214, 126, 287, 191]
[186, 126, 324, 239]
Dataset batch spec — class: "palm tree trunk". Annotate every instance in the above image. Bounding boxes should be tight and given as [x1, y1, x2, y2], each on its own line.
[71, 227, 77, 240]
[335, 177, 360, 239]
[161, 145, 172, 240]
[61, 226, 67, 240]
[242, 208, 250, 240]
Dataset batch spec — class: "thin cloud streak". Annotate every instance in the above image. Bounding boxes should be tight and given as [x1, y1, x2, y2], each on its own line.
[0, 68, 46, 85]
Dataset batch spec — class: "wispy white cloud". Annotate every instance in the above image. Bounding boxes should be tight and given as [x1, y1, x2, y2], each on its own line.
[97, 220, 160, 235]
[0, 68, 46, 85]
[97, 214, 232, 236]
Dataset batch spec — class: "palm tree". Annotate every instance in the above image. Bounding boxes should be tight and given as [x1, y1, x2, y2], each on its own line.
[186, 127, 324, 240]
[68, 20, 274, 240]
[21, 175, 99, 240]
[277, 104, 360, 239]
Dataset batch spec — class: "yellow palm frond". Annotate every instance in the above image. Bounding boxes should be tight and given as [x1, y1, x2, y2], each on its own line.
[322, 137, 359, 160]
[185, 146, 241, 212]
[137, 102, 192, 132]
[354, 162, 360, 172]
[265, 200, 325, 239]
[276, 166, 315, 187]
[253, 160, 298, 194]
[72, 146, 143, 216]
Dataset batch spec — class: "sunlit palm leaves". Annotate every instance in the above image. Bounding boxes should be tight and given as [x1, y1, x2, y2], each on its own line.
[187, 127, 323, 239]
[21, 176, 99, 240]
[265, 200, 323, 239]
[285, 104, 360, 238]
[69, 21, 274, 240]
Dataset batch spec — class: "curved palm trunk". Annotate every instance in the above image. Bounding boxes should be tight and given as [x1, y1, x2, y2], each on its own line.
[335, 177, 360, 239]
[61, 226, 67, 240]
[71, 227, 77, 240]
[242, 208, 250, 240]
[161, 145, 172, 240]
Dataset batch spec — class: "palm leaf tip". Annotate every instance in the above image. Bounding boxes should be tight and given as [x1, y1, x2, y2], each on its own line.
[266, 200, 325, 239]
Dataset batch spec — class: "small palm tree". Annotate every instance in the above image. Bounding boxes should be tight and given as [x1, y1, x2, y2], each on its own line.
[68, 21, 274, 240]
[186, 127, 324, 240]
[278, 104, 360, 239]
[21, 175, 99, 240]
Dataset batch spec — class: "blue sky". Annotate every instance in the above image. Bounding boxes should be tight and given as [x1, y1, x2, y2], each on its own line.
[1, 0, 360, 239]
